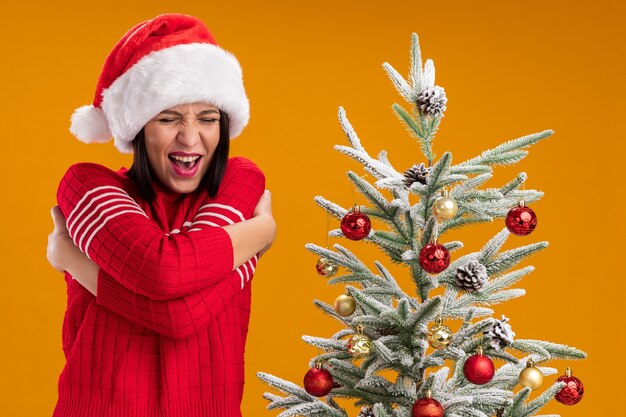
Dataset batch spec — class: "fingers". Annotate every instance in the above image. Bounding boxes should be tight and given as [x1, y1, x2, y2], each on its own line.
[51, 205, 68, 232]
[51, 205, 63, 221]
[258, 189, 272, 203]
[262, 190, 272, 209]
[253, 189, 273, 217]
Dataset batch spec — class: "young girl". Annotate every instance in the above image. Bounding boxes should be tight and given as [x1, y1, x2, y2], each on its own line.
[46, 13, 276, 417]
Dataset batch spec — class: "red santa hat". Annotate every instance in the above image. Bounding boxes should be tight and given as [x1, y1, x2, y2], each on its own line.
[69, 13, 249, 153]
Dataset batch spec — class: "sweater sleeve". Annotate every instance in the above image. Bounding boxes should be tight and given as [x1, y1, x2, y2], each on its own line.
[57, 158, 265, 300]
[95, 255, 258, 339]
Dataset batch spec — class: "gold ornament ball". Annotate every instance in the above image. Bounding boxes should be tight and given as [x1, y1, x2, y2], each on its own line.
[316, 257, 339, 277]
[519, 361, 544, 390]
[427, 319, 453, 349]
[433, 195, 458, 220]
[334, 294, 356, 317]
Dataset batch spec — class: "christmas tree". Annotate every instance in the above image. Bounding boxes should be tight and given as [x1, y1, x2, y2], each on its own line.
[257, 34, 586, 417]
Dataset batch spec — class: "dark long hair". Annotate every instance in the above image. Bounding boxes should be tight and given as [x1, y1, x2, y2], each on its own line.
[127, 110, 230, 202]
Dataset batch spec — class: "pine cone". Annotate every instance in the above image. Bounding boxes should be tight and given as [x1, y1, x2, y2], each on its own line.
[403, 163, 430, 188]
[416, 85, 447, 117]
[456, 260, 488, 292]
[358, 406, 375, 417]
[484, 315, 516, 350]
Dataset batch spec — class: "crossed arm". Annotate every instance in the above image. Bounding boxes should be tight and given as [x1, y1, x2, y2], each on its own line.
[48, 159, 276, 338]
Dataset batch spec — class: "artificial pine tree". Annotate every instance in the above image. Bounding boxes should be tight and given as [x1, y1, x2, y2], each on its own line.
[257, 33, 586, 417]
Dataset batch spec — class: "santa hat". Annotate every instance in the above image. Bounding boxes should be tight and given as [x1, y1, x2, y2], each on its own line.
[70, 13, 249, 153]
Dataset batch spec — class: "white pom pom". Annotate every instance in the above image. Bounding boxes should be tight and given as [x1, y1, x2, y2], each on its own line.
[69, 105, 112, 144]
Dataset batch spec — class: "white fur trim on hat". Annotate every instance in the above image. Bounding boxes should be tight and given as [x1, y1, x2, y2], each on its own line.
[100, 42, 249, 154]
[69, 105, 113, 144]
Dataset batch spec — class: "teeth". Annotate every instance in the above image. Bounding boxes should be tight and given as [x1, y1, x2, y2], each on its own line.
[170, 155, 200, 162]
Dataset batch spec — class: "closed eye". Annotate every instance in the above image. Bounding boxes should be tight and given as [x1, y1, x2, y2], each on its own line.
[158, 117, 218, 124]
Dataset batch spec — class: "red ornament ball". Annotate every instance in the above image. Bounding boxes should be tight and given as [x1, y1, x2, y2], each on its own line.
[303, 367, 334, 397]
[419, 243, 450, 274]
[412, 397, 444, 417]
[505, 205, 537, 236]
[463, 351, 495, 385]
[555, 368, 584, 405]
[341, 209, 371, 240]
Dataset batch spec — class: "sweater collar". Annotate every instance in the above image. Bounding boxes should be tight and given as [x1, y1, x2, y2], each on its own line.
[118, 166, 195, 203]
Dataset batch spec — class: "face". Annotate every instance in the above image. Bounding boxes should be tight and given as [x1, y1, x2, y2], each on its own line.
[144, 102, 221, 194]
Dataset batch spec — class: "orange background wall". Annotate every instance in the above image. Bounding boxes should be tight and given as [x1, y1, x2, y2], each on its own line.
[0, 1, 623, 416]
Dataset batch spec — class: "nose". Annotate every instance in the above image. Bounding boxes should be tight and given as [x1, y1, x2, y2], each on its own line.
[176, 121, 201, 147]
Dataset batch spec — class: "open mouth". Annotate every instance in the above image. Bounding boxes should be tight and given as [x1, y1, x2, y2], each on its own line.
[168, 154, 202, 177]
[168, 154, 201, 170]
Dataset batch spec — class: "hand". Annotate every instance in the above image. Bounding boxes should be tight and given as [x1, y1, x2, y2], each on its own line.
[47, 206, 100, 294]
[253, 190, 276, 258]
[47, 206, 75, 273]
[253, 189, 273, 219]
